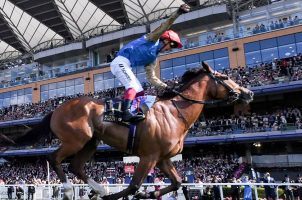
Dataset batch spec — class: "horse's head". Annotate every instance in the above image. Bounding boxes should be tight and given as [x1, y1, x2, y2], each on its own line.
[202, 62, 254, 104]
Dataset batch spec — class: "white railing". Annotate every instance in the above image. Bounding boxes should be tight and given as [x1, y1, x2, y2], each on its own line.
[1, 183, 302, 200]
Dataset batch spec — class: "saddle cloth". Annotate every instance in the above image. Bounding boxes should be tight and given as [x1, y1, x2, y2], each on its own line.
[103, 95, 156, 125]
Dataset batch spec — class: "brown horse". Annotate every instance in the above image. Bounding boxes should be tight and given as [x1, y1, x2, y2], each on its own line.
[12, 62, 253, 200]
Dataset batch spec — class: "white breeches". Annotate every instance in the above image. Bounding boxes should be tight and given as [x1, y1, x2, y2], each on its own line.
[110, 56, 143, 92]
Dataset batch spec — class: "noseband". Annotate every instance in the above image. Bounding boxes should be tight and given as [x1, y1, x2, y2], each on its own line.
[172, 72, 240, 105]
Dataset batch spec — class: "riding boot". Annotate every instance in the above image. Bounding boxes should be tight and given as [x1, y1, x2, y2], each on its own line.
[122, 99, 145, 122]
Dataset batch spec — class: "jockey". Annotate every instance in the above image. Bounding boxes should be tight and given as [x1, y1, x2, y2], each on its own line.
[110, 4, 190, 122]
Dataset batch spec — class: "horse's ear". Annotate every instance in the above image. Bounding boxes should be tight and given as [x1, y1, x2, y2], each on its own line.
[202, 61, 213, 73]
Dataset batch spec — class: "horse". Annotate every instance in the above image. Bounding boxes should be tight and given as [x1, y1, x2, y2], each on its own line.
[10, 62, 253, 200]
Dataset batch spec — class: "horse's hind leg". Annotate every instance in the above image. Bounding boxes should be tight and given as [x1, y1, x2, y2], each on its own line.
[103, 156, 158, 200]
[69, 137, 106, 195]
[143, 159, 182, 199]
[47, 144, 83, 200]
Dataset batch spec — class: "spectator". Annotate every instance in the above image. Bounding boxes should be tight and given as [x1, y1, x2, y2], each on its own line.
[7, 185, 14, 199]
[295, 174, 302, 200]
[15, 186, 24, 200]
[294, 16, 299, 25]
[243, 176, 252, 200]
[262, 172, 277, 200]
[79, 185, 86, 200]
[283, 175, 294, 200]
[52, 185, 59, 199]
[230, 177, 240, 200]
[27, 183, 35, 200]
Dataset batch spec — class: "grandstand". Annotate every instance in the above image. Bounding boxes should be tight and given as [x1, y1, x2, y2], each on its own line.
[0, 0, 302, 199]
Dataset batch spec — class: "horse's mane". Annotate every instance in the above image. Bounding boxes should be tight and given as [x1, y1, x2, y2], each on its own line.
[157, 67, 207, 99]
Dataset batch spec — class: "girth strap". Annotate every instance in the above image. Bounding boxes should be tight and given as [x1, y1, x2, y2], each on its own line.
[126, 125, 137, 154]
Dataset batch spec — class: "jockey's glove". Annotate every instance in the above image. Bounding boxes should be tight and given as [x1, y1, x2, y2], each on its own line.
[177, 4, 191, 15]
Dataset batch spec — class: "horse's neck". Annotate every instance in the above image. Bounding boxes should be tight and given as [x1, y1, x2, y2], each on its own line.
[172, 95, 205, 129]
[170, 80, 208, 130]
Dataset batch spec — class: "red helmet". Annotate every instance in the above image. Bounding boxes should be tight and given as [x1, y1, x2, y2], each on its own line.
[160, 30, 182, 48]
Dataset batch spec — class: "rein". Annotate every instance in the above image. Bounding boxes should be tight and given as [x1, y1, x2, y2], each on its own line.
[169, 72, 240, 129]
[172, 89, 228, 105]
[172, 72, 240, 105]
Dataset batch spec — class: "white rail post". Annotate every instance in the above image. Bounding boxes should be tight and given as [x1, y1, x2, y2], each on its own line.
[254, 185, 259, 200]
[219, 185, 224, 200]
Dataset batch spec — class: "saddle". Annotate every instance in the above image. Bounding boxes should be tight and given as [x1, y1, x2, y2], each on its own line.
[103, 95, 156, 126]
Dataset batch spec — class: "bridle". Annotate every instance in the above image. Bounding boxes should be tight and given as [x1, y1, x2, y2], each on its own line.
[172, 72, 241, 105]
[171, 71, 241, 129]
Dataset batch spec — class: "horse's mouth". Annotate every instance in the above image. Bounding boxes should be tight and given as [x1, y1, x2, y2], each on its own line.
[240, 91, 254, 104]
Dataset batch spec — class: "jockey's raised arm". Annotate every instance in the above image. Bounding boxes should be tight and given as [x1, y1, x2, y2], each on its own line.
[146, 4, 190, 42]
[110, 4, 190, 122]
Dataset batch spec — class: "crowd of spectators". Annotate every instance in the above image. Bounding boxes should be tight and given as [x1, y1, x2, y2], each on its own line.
[250, 15, 300, 35]
[225, 53, 302, 88]
[190, 107, 302, 136]
[0, 154, 240, 185]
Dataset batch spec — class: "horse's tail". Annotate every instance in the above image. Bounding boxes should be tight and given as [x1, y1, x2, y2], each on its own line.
[14, 112, 53, 146]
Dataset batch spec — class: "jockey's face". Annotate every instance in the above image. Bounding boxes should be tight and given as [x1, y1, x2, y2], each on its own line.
[160, 39, 174, 52]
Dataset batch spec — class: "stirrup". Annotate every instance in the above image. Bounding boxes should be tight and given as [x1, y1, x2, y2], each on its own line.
[122, 113, 145, 123]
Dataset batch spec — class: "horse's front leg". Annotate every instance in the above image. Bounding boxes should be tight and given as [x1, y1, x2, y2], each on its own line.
[102, 156, 158, 200]
[138, 158, 182, 199]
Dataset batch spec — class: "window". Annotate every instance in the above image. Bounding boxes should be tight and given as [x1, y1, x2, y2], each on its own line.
[160, 48, 229, 80]
[17, 89, 24, 96]
[75, 78, 84, 85]
[115, 79, 122, 87]
[214, 57, 229, 71]
[295, 32, 302, 42]
[136, 66, 145, 74]
[244, 41, 260, 53]
[245, 51, 262, 66]
[0, 88, 32, 107]
[278, 34, 295, 46]
[57, 81, 65, 88]
[173, 65, 186, 78]
[161, 68, 173, 80]
[244, 32, 302, 67]
[41, 84, 48, 92]
[185, 54, 199, 64]
[94, 82, 104, 92]
[260, 38, 277, 49]
[137, 72, 147, 83]
[297, 42, 302, 53]
[40, 78, 84, 101]
[261, 48, 279, 62]
[57, 88, 66, 97]
[94, 74, 103, 82]
[214, 48, 228, 58]
[49, 83, 56, 90]
[160, 59, 172, 69]
[66, 86, 75, 96]
[41, 92, 48, 102]
[103, 79, 114, 89]
[278, 44, 297, 58]
[200, 51, 214, 61]
[172, 57, 185, 66]
[75, 85, 84, 94]
[103, 72, 114, 80]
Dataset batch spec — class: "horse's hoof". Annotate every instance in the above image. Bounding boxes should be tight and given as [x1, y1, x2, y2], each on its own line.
[87, 178, 107, 196]
[101, 195, 109, 200]
[91, 194, 101, 200]
[63, 187, 73, 200]
[63, 194, 73, 200]
[134, 191, 156, 199]
[134, 192, 149, 199]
